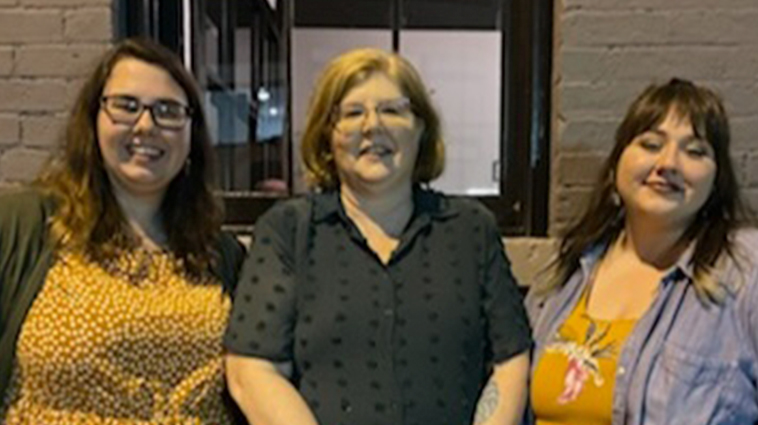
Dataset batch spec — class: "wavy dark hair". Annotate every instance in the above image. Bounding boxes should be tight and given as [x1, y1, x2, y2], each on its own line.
[35, 37, 222, 276]
[549, 78, 751, 303]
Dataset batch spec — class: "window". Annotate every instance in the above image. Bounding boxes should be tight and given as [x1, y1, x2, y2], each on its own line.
[116, 0, 551, 235]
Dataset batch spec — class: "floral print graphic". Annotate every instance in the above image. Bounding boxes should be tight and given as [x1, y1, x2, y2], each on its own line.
[546, 319, 617, 404]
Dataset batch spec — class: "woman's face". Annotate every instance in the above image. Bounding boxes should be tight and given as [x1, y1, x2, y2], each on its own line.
[330, 72, 425, 196]
[97, 57, 192, 202]
[615, 109, 717, 230]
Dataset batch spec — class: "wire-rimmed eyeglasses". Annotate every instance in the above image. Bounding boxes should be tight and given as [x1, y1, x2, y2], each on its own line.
[333, 97, 414, 134]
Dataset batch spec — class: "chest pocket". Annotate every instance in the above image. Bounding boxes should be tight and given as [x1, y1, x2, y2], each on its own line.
[645, 341, 758, 424]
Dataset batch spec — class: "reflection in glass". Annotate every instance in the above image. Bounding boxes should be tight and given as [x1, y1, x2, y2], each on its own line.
[196, 0, 288, 195]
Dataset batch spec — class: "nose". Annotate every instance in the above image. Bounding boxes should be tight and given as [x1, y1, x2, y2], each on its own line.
[133, 107, 157, 132]
[654, 143, 680, 175]
[361, 107, 383, 132]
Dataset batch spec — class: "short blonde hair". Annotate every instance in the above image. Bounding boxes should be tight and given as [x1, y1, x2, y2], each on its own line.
[300, 48, 445, 190]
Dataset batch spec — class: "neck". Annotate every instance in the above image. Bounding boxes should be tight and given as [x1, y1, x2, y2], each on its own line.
[620, 215, 690, 269]
[111, 184, 166, 249]
[339, 183, 414, 236]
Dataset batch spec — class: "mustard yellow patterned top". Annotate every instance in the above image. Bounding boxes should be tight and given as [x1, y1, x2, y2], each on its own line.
[531, 288, 637, 425]
[1, 247, 234, 424]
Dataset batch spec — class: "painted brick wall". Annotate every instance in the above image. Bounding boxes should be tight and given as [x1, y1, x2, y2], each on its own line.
[0, 0, 111, 188]
[552, 0, 758, 234]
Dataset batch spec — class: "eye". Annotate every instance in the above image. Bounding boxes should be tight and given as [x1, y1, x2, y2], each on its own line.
[378, 99, 411, 116]
[340, 106, 365, 119]
[684, 141, 712, 158]
[378, 104, 403, 115]
[110, 96, 141, 113]
[637, 136, 663, 151]
[154, 100, 186, 119]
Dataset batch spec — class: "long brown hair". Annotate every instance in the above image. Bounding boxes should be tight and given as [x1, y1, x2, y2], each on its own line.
[35, 38, 222, 276]
[300, 48, 445, 190]
[549, 78, 750, 303]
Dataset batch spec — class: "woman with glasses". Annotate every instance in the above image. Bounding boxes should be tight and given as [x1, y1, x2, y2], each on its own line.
[0, 38, 245, 423]
[224, 48, 531, 425]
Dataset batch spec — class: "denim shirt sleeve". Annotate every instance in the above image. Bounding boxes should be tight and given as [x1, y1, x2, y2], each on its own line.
[629, 228, 758, 425]
[735, 230, 758, 409]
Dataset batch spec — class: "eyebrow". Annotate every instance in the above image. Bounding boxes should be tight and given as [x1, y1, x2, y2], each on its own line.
[340, 98, 410, 106]
[647, 129, 704, 143]
[104, 93, 188, 104]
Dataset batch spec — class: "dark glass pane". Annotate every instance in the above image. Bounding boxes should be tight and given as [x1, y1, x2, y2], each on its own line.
[196, 0, 289, 195]
[402, 0, 500, 30]
[294, 0, 391, 28]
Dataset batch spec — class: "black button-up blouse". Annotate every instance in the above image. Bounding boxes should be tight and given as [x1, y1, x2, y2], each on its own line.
[224, 189, 531, 425]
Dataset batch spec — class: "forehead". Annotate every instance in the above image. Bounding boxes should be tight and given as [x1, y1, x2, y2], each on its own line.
[103, 57, 187, 103]
[634, 106, 701, 140]
[339, 72, 405, 105]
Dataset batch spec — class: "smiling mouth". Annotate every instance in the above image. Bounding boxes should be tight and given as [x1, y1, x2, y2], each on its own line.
[359, 145, 393, 157]
[645, 180, 683, 193]
[126, 142, 164, 161]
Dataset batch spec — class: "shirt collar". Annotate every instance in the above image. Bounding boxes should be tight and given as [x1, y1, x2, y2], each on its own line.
[312, 185, 460, 224]
[578, 236, 698, 285]
[671, 239, 697, 281]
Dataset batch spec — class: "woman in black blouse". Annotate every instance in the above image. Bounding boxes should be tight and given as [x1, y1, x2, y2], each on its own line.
[224, 48, 531, 425]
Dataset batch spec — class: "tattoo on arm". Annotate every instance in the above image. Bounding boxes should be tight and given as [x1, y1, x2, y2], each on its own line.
[473, 380, 500, 424]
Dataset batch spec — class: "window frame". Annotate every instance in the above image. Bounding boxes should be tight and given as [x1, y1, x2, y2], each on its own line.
[116, 0, 552, 236]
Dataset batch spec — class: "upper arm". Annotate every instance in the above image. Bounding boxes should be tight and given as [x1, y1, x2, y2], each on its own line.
[740, 264, 758, 362]
[226, 353, 289, 380]
[223, 202, 300, 362]
[0, 189, 49, 333]
[479, 206, 532, 362]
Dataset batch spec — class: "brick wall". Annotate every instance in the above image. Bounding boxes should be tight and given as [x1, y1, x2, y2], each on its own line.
[0, 0, 111, 188]
[5, 1, 756, 287]
[552, 0, 758, 234]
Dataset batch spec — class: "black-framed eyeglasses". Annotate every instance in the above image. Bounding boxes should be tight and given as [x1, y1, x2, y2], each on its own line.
[100, 95, 193, 130]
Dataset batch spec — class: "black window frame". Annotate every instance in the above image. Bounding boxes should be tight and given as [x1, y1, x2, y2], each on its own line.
[115, 0, 552, 236]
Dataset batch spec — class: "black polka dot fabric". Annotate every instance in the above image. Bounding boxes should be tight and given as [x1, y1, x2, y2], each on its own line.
[224, 189, 531, 425]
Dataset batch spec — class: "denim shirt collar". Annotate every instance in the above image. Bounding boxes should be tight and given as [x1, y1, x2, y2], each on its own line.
[577, 237, 698, 287]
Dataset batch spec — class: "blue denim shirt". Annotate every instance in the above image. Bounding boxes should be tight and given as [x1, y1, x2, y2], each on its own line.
[526, 229, 758, 425]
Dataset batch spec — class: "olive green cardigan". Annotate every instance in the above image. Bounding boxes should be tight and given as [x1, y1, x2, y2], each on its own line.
[0, 188, 246, 396]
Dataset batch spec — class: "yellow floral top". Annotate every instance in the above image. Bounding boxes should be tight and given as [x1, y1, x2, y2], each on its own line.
[531, 288, 637, 425]
[1, 247, 235, 424]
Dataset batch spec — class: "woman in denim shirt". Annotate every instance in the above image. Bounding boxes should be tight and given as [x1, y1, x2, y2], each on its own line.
[526, 78, 758, 425]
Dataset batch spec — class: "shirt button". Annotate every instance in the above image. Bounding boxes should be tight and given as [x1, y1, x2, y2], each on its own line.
[617, 366, 626, 376]
[383, 309, 394, 317]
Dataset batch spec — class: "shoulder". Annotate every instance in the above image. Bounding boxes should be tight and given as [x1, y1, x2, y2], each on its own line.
[250, 196, 315, 250]
[447, 196, 493, 217]
[731, 227, 758, 256]
[727, 228, 758, 294]
[715, 228, 758, 331]
[0, 187, 53, 232]
[427, 191, 497, 226]
[724, 228, 758, 354]
[0, 187, 50, 214]
[257, 196, 311, 226]
[722, 228, 758, 287]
